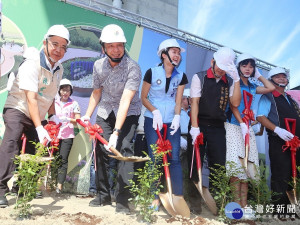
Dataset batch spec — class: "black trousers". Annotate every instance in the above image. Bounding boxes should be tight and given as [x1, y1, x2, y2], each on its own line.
[187, 124, 226, 189]
[57, 138, 74, 184]
[0, 108, 41, 195]
[95, 112, 139, 206]
[268, 134, 300, 208]
[133, 134, 148, 173]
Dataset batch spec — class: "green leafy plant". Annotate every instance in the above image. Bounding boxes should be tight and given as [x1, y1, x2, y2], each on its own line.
[47, 153, 62, 191]
[210, 162, 238, 223]
[128, 145, 164, 223]
[13, 142, 52, 219]
[247, 162, 278, 215]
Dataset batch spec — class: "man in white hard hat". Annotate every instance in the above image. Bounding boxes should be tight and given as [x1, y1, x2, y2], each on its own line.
[189, 47, 241, 190]
[0, 24, 69, 207]
[81, 24, 142, 214]
[257, 67, 300, 214]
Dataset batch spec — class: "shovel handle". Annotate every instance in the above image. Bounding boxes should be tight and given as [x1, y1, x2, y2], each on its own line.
[291, 151, 297, 178]
[243, 90, 253, 110]
[284, 118, 296, 135]
[156, 124, 171, 178]
[21, 134, 27, 155]
[194, 142, 201, 170]
[76, 119, 123, 157]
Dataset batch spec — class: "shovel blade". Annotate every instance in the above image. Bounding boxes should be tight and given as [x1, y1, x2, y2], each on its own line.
[172, 195, 190, 218]
[159, 192, 177, 217]
[194, 183, 218, 215]
[287, 190, 298, 205]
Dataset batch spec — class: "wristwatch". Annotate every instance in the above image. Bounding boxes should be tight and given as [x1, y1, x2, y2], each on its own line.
[113, 128, 121, 134]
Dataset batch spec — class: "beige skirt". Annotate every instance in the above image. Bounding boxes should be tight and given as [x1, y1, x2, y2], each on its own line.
[225, 122, 259, 180]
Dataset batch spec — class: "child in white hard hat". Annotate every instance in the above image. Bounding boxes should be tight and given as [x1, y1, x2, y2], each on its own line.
[225, 53, 274, 208]
[52, 79, 81, 193]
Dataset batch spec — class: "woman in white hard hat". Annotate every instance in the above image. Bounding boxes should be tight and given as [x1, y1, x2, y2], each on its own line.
[141, 38, 188, 210]
[257, 67, 300, 216]
[0, 24, 69, 207]
[225, 53, 274, 209]
[80, 24, 142, 213]
[53, 79, 81, 193]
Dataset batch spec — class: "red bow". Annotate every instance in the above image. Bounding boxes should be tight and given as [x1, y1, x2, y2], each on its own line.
[44, 121, 61, 147]
[156, 139, 172, 157]
[242, 108, 255, 124]
[84, 124, 103, 141]
[282, 136, 300, 153]
[195, 132, 204, 146]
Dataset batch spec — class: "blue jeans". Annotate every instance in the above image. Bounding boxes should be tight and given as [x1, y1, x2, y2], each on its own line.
[144, 117, 183, 195]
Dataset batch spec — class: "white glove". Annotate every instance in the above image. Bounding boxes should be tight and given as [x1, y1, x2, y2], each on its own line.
[226, 62, 240, 82]
[274, 126, 294, 141]
[240, 123, 249, 140]
[36, 126, 51, 144]
[152, 109, 163, 131]
[189, 126, 200, 144]
[60, 116, 71, 123]
[254, 68, 262, 79]
[80, 115, 90, 124]
[170, 115, 180, 135]
[104, 133, 118, 152]
[180, 136, 187, 150]
[49, 115, 60, 124]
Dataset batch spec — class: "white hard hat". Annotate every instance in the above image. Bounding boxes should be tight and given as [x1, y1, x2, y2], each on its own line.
[236, 53, 256, 66]
[99, 24, 126, 43]
[267, 67, 288, 80]
[44, 25, 70, 45]
[59, 79, 73, 88]
[183, 88, 190, 97]
[157, 39, 185, 57]
[213, 47, 236, 71]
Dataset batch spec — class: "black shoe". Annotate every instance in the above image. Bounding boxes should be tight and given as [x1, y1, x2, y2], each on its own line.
[89, 195, 111, 207]
[116, 203, 130, 215]
[0, 196, 8, 208]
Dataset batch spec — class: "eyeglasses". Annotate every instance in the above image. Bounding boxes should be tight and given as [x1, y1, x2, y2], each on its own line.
[60, 89, 71, 93]
[48, 40, 67, 52]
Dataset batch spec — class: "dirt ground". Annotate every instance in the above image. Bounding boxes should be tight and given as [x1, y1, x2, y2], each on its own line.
[1, 190, 298, 225]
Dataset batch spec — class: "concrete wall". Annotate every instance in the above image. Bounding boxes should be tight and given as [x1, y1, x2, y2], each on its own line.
[99, 0, 178, 27]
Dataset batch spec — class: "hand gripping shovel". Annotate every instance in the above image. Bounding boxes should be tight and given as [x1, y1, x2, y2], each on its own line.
[43, 121, 61, 188]
[239, 90, 257, 178]
[190, 133, 217, 215]
[156, 125, 190, 218]
[283, 118, 300, 205]
[76, 119, 149, 162]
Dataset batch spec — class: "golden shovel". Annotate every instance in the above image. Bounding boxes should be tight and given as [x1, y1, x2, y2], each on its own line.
[284, 118, 300, 205]
[156, 125, 190, 218]
[76, 119, 149, 162]
[192, 133, 217, 215]
[239, 90, 255, 178]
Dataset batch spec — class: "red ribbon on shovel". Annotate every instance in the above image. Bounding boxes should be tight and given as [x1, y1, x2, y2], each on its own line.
[282, 118, 300, 205]
[156, 124, 172, 177]
[240, 90, 254, 176]
[44, 121, 62, 149]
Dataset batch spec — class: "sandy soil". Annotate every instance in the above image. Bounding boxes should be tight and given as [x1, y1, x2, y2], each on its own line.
[0, 191, 225, 225]
[0, 190, 299, 225]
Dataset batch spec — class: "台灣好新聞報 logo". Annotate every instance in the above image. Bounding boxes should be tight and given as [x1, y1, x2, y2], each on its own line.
[225, 202, 243, 219]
